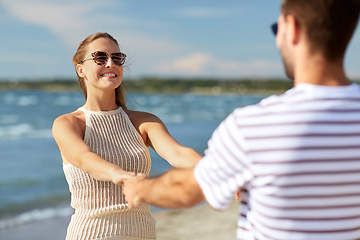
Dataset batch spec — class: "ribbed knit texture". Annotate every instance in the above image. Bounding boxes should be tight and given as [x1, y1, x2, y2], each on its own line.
[63, 107, 156, 240]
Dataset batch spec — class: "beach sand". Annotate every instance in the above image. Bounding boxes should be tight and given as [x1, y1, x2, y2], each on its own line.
[0, 200, 239, 240]
[155, 200, 238, 240]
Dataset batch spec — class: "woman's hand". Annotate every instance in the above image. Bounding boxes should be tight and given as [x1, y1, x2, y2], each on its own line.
[110, 168, 136, 185]
[123, 173, 149, 209]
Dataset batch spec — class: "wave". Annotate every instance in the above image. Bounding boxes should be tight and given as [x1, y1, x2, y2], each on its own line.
[3, 94, 39, 106]
[0, 206, 73, 230]
[0, 123, 52, 140]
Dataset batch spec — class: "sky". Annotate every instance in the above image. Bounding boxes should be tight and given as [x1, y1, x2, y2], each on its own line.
[0, 0, 359, 81]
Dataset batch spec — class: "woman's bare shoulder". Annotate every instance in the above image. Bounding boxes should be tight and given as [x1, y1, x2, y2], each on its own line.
[124, 109, 161, 123]
[52, 109, 86, 134]
[124, 109, 165, 143]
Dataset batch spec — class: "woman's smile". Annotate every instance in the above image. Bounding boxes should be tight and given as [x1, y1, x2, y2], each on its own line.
[101, 72, 117, 78]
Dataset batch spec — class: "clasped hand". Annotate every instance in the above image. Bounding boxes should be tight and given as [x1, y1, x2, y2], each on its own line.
[122, 173, 148, 210]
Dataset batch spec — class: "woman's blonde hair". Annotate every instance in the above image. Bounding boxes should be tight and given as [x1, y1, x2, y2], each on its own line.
[72, 32, 127, 109]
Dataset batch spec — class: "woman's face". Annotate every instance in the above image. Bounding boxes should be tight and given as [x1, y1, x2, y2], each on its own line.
[77, 37, 124, 92]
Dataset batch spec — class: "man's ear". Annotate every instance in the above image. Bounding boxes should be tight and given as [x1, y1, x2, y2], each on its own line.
[76, 64, 85, 78]
[286, 15, 301, 45]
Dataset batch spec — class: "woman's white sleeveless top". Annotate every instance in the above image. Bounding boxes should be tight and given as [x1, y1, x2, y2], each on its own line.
[63, 107, 156, 240]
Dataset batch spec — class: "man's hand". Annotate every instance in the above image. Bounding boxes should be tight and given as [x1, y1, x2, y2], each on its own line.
[123, 173, 148, 209]
[123, 168, 204, 209]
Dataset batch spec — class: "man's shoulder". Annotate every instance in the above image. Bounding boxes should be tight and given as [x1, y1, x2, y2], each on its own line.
[231, 82, 360, 121]
[233, 88, 297, 117]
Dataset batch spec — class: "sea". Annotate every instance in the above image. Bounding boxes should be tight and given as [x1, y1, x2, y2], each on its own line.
[0, 90, 267, 231]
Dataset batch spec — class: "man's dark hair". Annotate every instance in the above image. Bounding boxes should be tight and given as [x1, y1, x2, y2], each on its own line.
[282, 0, 360, 60]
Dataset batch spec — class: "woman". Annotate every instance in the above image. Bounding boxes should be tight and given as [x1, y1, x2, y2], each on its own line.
[52, 32, 202, 240]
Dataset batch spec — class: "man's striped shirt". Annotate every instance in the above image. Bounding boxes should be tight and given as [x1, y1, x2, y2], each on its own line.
[194, 83, 360, 240]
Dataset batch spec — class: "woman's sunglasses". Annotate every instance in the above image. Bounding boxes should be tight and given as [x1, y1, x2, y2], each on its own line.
[80, 51, 126, 66]
[271, 23, 278, 36]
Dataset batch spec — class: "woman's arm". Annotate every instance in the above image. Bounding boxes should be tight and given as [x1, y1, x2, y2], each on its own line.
[52, 113, 134, 184]
[129, 111, 202, 168]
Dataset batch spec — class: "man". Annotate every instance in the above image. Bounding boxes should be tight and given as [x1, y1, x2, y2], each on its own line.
[124, 0, 360, 239]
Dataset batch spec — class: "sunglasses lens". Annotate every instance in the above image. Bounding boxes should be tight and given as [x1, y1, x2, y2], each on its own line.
[92, 52, 108, 65]
[111, 53, 126, 66]
[90, 51, 126, 66]
[271, 23, 278, 35]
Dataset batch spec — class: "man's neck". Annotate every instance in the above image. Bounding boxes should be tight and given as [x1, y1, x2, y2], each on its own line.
[294, 55, 350, 86]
